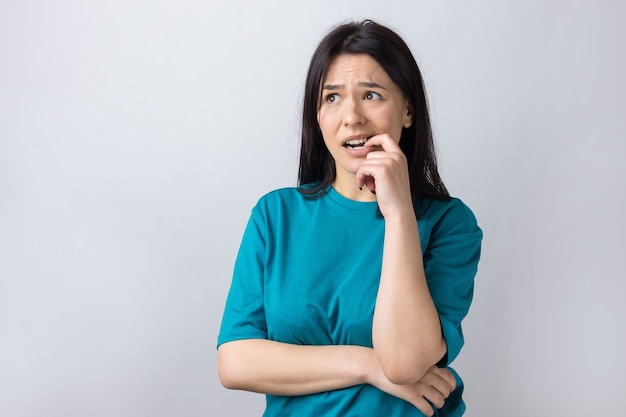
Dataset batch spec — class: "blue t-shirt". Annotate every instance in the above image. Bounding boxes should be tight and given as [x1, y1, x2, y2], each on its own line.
[218, 186, 482, 416]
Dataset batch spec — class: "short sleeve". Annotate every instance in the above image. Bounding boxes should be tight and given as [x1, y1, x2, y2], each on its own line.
[217, 206, 268, 347]
[423, 200, 482, 365]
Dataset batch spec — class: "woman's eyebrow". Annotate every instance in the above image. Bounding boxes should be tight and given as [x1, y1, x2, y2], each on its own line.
[322, 81, 387, 90]
[322, 84, 342, 91]
[357, 81, 386, 89]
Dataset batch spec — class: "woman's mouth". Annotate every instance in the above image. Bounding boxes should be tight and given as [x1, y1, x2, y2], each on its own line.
[343, 137, 370, 149]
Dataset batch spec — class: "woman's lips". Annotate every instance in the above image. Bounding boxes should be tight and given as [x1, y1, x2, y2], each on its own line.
[342, 137, 374, 157]
[342, 135, 374, 149]
[343, 137, 369, 149]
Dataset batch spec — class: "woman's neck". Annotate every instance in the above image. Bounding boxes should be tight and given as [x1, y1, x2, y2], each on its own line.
[332, 177, 377, 202]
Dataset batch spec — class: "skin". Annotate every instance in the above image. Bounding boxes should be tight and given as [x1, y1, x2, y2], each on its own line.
[317, 53, 413, 203]
[317, 53, 447, 384]
[218, 53, 454, 416]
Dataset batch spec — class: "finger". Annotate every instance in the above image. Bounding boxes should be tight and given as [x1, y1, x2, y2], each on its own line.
[365, 150, 397, 160]
[418, 367, 455, 400]
[432, 367, 457, 392]
[363, 145, 407, 173]
[354, 160, 375, 191]
[357, 175, 376, 194]
[408, 395, 436, 417]
[364, 133, 402, 153]
[427, 375, 453, 400]
[355, 163, 379, 193]
[415, 383, 446, 410]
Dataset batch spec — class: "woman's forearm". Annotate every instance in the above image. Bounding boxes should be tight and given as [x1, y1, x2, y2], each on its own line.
[217, 339, 375, 396]
[218, 338, 456, 416]
[372, 211, 446, 385]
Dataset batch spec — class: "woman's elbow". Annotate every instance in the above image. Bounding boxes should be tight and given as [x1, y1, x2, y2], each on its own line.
[378, 343, 447, 385]
[381, 361, 430, 385]
[217, 343, 244, 390]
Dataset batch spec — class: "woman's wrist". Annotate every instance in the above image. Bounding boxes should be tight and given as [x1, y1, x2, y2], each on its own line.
[356, 347, 381, 386]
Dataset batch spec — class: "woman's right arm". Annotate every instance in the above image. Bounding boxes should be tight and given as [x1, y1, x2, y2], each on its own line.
[217, 339, 371, 395]
[217, 338, 456, 416]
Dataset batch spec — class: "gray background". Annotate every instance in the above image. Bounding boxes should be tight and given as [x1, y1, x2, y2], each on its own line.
[1, 1, 625, 416]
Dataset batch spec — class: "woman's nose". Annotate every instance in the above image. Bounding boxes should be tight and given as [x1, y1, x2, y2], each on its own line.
[342, 99, 365, 127]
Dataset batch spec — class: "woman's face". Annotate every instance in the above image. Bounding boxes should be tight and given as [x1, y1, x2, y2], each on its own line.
[317, 53, 413, 187]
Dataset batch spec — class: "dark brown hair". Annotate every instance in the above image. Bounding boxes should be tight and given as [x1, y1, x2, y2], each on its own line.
[298, 20, 449, 204]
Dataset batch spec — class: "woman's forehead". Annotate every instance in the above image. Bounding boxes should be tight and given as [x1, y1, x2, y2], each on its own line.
[322, 54, 392, 85]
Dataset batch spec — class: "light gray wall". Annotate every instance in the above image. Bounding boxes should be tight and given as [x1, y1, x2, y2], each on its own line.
[1, 1, 624, 416]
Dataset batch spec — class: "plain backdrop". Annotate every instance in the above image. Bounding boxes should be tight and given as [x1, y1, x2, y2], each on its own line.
[1, 1, 625, 416]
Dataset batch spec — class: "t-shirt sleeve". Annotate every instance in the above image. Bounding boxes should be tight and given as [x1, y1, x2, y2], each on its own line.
[217, 205, 268, 347]
[423, 200, 482, 365]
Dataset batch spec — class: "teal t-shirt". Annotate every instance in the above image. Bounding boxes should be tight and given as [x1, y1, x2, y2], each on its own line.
[218, 186, 482, 417]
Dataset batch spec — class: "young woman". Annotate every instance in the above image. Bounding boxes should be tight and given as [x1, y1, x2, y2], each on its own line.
[217, 20, 482, 417]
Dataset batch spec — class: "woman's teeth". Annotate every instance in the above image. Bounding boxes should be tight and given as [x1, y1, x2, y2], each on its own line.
[344, 138, 368, 148]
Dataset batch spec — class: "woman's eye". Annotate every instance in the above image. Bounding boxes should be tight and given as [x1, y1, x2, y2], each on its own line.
[365, 92, 382, 100]
[325, 93, 339, 103]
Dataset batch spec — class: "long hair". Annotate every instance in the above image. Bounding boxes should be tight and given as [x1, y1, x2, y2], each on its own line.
[298, 20, 449, 205]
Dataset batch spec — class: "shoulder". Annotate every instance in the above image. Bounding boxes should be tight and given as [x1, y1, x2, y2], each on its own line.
[250, 186, 319, 220]
[417, 197, 481, 237]
[254, 186, 307, 208]
[254, 182, 327, 206]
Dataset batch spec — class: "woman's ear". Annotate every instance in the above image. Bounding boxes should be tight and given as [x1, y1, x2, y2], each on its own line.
[403, 103, 414, 128]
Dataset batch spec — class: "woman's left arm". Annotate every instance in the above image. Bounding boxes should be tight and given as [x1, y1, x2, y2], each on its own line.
[357, 134, 446, 385]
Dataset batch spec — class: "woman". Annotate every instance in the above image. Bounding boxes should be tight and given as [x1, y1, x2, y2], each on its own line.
[217, 20, 482, 417]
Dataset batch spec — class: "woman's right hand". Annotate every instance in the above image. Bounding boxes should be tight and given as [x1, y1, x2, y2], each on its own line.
[219, 340, 456, 416]
[367, 361, 457, 417]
